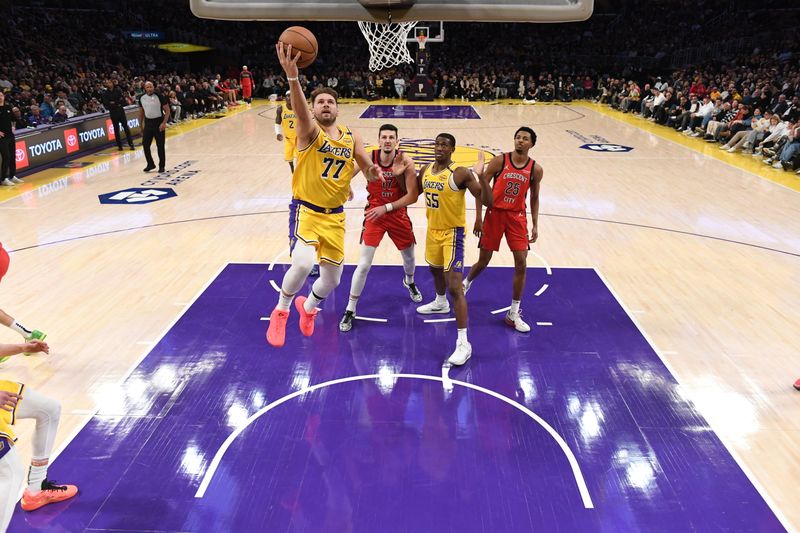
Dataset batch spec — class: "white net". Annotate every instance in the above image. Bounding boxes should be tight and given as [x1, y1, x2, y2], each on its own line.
[357, 20, 418, 71]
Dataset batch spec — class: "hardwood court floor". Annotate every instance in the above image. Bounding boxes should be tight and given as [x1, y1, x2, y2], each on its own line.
[0, 100, 798, 529]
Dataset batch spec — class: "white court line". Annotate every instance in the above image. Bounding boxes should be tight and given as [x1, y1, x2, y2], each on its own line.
[259, 316, 270, 321]
[268, 248, 289, 272]
[593, 268, 793, 531]
[194, 372, 594, 509]
[491, 306, 511, 315]
[269, 280, 281, 293]
[355, 316, 388, 323]
[49, 262, 231, 463]
[536, 322, 553, 326]
[534, 284, 549, 297]
[424, 317, 456, 323]
[530, 250, 552, 276]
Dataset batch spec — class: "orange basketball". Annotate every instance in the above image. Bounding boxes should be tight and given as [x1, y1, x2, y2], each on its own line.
[278, 26, 318, 69]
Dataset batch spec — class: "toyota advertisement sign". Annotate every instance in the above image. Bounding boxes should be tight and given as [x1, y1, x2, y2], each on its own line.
[15, 106, 141, 172]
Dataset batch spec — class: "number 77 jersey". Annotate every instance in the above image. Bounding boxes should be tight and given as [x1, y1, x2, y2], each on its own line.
[293, 125, 357, 209]
[492, 153, 534, 211]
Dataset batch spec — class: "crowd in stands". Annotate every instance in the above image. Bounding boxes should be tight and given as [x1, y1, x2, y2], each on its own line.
[599, 55, 800, 173]
[1, 0, 798, 173]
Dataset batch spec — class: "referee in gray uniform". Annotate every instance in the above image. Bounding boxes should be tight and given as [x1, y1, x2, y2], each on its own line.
[138, 81, 170, 173]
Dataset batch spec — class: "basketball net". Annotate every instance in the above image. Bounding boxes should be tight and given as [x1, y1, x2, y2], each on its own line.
[357, 20, 417, 71]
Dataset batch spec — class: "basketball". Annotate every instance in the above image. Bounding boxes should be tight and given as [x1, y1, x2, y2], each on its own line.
[278, 26, 318, 69]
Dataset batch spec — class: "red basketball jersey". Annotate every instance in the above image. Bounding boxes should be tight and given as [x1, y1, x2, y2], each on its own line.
[366, 150, 405, 209]
[491, 153, 534, 211]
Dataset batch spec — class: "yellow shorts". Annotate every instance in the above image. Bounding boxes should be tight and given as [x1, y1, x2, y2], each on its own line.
[0, 380, 24, 442]
[289, 202, 346, 266]
[425, 227, 465, 272]
[283, 136, 298, 162]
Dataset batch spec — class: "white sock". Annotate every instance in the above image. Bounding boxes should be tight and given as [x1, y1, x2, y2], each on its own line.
[457, 328, 468, 343]
[27, 462, 48, 493]
[304, 290, 323, 313]
[463, 278, 472, 292]
[435, 293, 448, 306]
[404, 273, 414, 284]
[10, 320, 32, 339]
[276, 291, 294, 312]
[510, 300, 520, 314]
[346, 296, 358, 313]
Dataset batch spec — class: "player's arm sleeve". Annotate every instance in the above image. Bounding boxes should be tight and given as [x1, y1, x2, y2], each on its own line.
[530, 163, 543, 230]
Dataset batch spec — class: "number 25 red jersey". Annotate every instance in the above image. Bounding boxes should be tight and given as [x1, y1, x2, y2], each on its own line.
[491, 153, 534, 211]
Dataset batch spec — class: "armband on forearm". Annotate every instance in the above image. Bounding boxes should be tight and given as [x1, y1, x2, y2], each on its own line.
[274, 124, 282, 135]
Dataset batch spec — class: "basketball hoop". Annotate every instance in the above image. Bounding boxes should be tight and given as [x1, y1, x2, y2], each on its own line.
[415, 33, 427, 50]
[357, 20, 418, 71]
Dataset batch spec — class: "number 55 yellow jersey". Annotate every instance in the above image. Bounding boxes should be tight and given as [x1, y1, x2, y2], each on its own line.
[421, 164, 465, 230]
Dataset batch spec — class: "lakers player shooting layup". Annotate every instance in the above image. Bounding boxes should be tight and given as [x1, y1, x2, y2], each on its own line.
[339, 124, 421, 332]
[416, 134, 485, 365]
[267, 42, 380, 348]
[465, 127, 543, 332]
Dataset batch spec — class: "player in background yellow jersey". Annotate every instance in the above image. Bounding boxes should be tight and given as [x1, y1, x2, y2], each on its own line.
[267, 42, 380, 348]
[416, 133, 486, 365]
[275, 91, 320, 278]
[275, 89, 298, 174]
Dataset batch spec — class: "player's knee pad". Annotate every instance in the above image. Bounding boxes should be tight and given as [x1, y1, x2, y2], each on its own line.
[291, 244, 317, 274]
[313, 264, 342, 297]
[357, 246, 377, 272]
[400, 246, 415, 270]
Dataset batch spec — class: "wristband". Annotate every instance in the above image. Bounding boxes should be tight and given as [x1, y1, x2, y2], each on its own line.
[385, 202, 394, 212]
[274, 124, 282, 135]
[287, 77, 298, 82]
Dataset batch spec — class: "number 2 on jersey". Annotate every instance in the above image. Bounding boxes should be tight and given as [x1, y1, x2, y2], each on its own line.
[321, 157, 346, 180]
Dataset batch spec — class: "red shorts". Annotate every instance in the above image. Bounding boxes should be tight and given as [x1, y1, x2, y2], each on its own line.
[0, 245, 9, 283]
[361, 208, 415, 250]
[479, 208, 529, 252]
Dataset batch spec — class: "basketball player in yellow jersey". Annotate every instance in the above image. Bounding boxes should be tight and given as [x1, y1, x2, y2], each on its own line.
[267, 42, 380, 348]
[416, 133, 486, 365]
[0, 340, 78, 527]
[275, 90, 298, 174]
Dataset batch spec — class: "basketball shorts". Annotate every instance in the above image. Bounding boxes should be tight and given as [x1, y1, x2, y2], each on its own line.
[479, 208, 529, 252]
[0, 245, 9, 284]
[242, 84, 252, 99]
[289, 200, 346, 266]
[283, 137, 298, 162]
[425, 227, 465, 272]
[361, 208, 415, 250]
[0, 380, 24, 443]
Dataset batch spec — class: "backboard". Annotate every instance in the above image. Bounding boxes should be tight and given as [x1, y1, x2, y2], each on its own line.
[189, 0, 594, 23]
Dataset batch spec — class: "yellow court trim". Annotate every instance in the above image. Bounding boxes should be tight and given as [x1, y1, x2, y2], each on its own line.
[0, 102, 258, 204]
[572, 101, 800, 193]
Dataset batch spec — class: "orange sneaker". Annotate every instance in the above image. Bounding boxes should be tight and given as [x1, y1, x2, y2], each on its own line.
[794, 378, 800, 391]
[21, 479, 78, 511]
[266, 308, 290, 348]
[294, 296, 318, 337]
